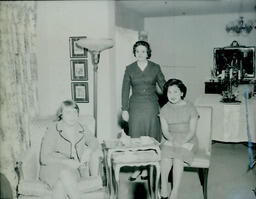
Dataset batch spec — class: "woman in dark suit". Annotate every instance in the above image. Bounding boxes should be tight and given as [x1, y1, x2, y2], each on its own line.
[121, 40, 166, 180]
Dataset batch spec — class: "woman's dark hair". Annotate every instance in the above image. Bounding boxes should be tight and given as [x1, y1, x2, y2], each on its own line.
[163, 79, 187, 99]
[56, 100, 79, 121]
[133, 40, 151, 59]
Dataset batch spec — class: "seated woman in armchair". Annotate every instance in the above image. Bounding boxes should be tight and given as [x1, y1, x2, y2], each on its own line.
[39, 100, 101, 199]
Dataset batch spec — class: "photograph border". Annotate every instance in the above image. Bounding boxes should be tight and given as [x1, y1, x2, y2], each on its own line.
[71, 82, 89, 103]
[70, 59, 88, 81]
[69, 36, 88, 58]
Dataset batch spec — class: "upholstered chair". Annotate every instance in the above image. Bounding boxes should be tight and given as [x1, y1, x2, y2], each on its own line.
[15, 115, 107, 199]
[185, 106, 213, 199]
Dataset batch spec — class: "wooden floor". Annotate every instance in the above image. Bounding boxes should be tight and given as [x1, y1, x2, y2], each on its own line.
[117, 142, 256, 199]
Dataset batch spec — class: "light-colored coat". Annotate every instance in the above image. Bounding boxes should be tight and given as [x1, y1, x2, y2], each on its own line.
[39, 120, 99, 187]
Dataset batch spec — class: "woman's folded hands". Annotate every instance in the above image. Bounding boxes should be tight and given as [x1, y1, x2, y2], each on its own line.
[62, 159, 82, 169]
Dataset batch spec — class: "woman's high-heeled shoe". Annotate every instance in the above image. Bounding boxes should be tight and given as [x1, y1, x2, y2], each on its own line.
[128, 176, 137, 181]
[140, 169, 148, 180]
[128, 170, 141, 181]
[140, 175, 148, 180]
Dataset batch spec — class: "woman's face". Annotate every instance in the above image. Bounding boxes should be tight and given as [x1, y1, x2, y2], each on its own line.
[135, 45, 148, 61]
[167, 85, 183, 104]
[62, 106, 78, 125]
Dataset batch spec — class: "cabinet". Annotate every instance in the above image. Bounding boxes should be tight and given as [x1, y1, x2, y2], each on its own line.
[204, 82, 222, 94]
[195, 94, 256, 143]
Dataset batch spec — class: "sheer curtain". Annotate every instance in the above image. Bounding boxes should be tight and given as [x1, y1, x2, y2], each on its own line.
[0, 1, 38, 196]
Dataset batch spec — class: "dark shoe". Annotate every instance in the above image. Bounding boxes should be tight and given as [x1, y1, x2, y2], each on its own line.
[160, 196, 168, 199]
[128, 170, 141, 181]
[128, 176, 137, 181]
[140, 175, 148, 180]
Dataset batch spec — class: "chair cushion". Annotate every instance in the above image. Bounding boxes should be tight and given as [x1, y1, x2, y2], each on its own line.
[18, 180, 51, 196]
[79, 176, 103, 193]
[81, 187, 108, 199]
[18, 196, 51, 199]
[188, 150, 210, 168]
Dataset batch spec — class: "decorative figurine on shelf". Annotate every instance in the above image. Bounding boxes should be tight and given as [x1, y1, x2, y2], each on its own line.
[220, 65, 242, 103]
[213, 41, 256, 102]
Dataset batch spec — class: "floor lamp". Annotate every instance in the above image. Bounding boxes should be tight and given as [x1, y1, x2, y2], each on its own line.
[76, 38, 114, 137]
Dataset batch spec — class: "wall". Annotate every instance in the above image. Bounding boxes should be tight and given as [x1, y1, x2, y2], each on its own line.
[145, 12, 256, 102]
[115, 3, 144, 32]
[114, 3, 145, 134]
[114, 27, 138, 134]
[36, 1, 116, 140]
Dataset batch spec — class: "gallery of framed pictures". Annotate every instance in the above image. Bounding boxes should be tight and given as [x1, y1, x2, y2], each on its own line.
[71, 82, 89, 103]
[70, 59, 88, 81]
[69, 36, 88, 58]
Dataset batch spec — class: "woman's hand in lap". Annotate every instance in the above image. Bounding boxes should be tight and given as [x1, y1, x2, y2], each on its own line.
[62, 159, 81, 169]
[174, 135, 186, 145]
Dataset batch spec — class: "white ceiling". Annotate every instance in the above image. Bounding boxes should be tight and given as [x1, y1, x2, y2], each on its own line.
[116, 0, 256, 17]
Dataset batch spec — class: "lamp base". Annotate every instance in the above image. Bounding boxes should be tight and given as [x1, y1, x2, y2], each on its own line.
[92, 52, 100, 66]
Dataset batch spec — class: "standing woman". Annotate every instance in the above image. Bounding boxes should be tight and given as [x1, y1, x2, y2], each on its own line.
[121, 40, 166, 180]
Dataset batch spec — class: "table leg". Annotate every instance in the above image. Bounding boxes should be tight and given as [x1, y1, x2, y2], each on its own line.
[107, 151, 115, 199]
[103, 150, 112, 198]
[148, 165, 154, 199]
[155, 163, 160, 199]
[113, 165, 121, 199]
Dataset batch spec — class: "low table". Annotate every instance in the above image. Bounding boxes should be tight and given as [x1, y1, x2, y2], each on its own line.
[102, 137, 161, 199]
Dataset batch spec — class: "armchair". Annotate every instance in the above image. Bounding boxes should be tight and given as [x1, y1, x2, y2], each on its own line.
[15, 115, 107, 199]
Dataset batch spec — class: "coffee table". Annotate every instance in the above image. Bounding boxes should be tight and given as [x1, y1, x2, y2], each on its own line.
[102, 137, 161, 199]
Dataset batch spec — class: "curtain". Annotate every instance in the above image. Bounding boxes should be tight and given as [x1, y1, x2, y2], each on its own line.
[0, 1, 38, 196]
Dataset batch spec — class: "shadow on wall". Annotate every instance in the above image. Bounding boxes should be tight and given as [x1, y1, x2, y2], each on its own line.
[133, 183, 148, 199]
[117, 112, 129, 135]
[0, 173, 13, 199]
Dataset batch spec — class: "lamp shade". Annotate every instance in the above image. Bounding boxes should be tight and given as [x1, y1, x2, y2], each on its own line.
[76, 38, 114, 52]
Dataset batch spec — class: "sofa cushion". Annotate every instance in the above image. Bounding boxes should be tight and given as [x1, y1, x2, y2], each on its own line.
[79, 176, 103, 193]
[18, 180, 51, 196]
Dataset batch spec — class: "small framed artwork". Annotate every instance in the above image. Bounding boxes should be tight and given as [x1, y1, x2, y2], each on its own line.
[71, 82, 89, 103]
[69, 36, 88, 58]
[70, 59, 88, 81]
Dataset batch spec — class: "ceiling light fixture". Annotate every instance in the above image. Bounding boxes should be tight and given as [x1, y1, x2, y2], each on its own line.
[225, 16, 255, 34]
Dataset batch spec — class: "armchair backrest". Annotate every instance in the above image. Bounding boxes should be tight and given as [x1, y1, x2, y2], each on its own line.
[196, 106, 213, 155]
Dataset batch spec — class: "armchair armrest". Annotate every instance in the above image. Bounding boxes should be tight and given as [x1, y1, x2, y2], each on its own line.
[15, 161, 51, 197]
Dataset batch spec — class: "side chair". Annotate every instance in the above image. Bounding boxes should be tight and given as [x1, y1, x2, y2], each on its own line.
[185, 106, 213, 199]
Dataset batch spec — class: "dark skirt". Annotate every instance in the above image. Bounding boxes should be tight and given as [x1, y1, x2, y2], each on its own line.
[128, 100, 161, 142]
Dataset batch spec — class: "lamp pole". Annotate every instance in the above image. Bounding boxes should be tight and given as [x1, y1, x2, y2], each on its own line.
[75, 38, 114, 138]
[91, 51, 100, 137]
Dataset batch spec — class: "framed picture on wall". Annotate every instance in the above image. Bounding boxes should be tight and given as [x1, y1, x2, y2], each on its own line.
[69, 36, 88, 58]
[70, 59, 88, 81]
[71, 82, 89, 103]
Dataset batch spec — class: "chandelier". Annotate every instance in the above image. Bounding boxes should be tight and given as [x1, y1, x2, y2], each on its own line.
[225, 16, 255, 34]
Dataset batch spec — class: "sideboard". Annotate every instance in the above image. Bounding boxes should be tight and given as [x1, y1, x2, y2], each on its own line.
[195, 94, 256, 143]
